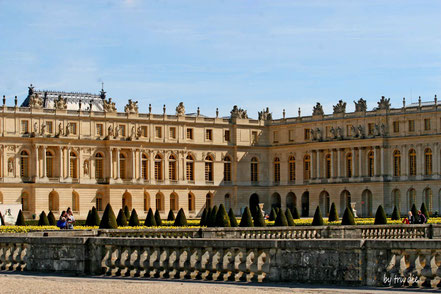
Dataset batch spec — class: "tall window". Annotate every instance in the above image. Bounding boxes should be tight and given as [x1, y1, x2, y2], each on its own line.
[143, 193, 150, 211]
[186, 155, 194, 181]
[409, 149, 416, 176]
[274, 157, 280, 183]
[367, 151, 374, 177]
[206, 193, 212, 208]
[425, 148, 432, 176]
[170, 193, 178, 211]
[223, 156, 231, 182]
[392, 190, 400, 212]
[154, 154, 163, 181]
[95, 153, 104, 179]
[169, 154, 177, 181]
[424, 119, 431, 131]
[424, 188, 433, 213]
[21, 120, 29, 134]
[205, 129, 213, 141]
[20, 151, 29, 177]
[156, 193, 164, 211]
[72, 192, 79, 212]
[393, 150, 401, 177]
[96, 194, 103, 211]
[408, 189, 416, 211]
[46, 151, 54, 178]
[408, 120, 415, 132]
[188, 193, 195, 211]
[288, 156, 296, 182]
[250, 157, 258, 183]
[393, 121, 399, 133]
[346, 153, 352, 178]
[205, 155, 214, 182]
[21, 192, 29, 211]
[70, 152, 77, 178]
[325, 154, 331, 178]
[303, 155, 311, 180]
[119, 153, 126, 179]
[141, 154, 148, 180]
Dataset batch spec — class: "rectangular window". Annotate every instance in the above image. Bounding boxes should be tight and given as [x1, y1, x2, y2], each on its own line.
[21, 120, 29, 134]
[408, 120, 415, 132]
[224, 130, 230, 142]
[205, 129, 213, 141]
[46, 121, 53, 133]
[393, 121, 399, 133]
[169, 127, 176, 139]
[288, 129, 294, 142]
[155, 126, 162, 138]
[368, 123, 374, 135]
[424, 119, 431, 131]
[141, 126, 148, 137]
[119, 125, 126, 137]
[186, 128, 193, 140]
[252, 131, 258, 143]
[96, 124, 103, 136]
[304, 128, 310, 140]
[273, 131, 278, 143]
[70, 123, 77, 135]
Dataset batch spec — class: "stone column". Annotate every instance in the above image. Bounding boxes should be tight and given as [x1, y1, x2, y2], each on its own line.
[108, 148, 113, 179]
[351, 147, 356, 178]
[66, 147, 71, 178]
[402, 145, 408, 177]
[380, 146, 385, 176]
[34, 145, 39, 179]
[42, 145, 47, 178]
[164, 151, 169, 181]
[358, 147, 363, 177]
[417, 144, 423, 176]
[374, 147, 379, 177]
[150, 150, 155, 181]
[116, 148, 120, 179]
[337, 149, 341, 178]
[316, 150, 321, 179]
[138, 149, 142, 180]
[59, 147, 63, 179]
[311, 150, 316, 179]
[330, 149, 335, 178]
[435, 143, 440, 176]
[131, 149, 136, 180]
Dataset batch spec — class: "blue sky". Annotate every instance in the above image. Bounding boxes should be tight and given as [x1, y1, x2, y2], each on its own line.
[0, 0, 440, 118]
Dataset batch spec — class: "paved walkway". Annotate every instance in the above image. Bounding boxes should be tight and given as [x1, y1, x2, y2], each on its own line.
[0, 273, 434, 294]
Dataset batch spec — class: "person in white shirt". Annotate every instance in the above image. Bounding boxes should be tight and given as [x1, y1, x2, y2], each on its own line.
[66, 207, 75, 229]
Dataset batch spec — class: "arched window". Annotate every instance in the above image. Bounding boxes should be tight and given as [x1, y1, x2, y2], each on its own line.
[250, 157, 258, 183]
[223, 156, 231, 182]
[119, 153, 126, 179]
[206, 193, 213, 208]
[288, 156, 296, 182]
[407, 188, 416, 211]
[319, 191, 330, 216]
[367, 151, 374, 177]
[122, 192, 132, 210]
[205, 155, 214, 182]
[425, 148, 432, 176]
[273, 157, 280, 183]
[392, 189, 400, 212]
[346, 153, 352, 178]
[409, 149, 416, 176]
[70, 151, 78, 178]
[96, 193, 103, 211]
[144, 192, 150, 211]
[49, 191, 59, 211]
[188, 193, 195, 212]
[21, 192, 29, 211]
[72, 192, 79, 212]
[424, 188, 432, 213]
[46, 150, 54, 178]
[393, 150, 401, 177]
[170, 193, 178, 211]
[95, 153, 104, 179]
[169, 154, 177, 181]
[154, 154, 163, 181]
[303, 155, 311, 180]
[20, 150, 29, 178]
[155, 193, 164, 211]
[325, 154, 331, 179]
[186, 154, 194, 181]
[141, 154, 148, 180]
[225, 193, 231, 210]
[362, 190, 373, 217]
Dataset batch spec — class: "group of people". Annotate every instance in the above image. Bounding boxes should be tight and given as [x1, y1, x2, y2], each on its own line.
[402, 210, 427, 224]
[57, 207, 75, 229]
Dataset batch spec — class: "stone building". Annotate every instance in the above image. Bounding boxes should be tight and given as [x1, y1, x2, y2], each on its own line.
[0, 85, 439, 219]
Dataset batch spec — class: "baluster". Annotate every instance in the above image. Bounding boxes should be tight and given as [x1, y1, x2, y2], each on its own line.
[222, 249, 234, 281]
[139, 247, 149, 277]
[121, 246, 131, 276]
[249, 249, 259, 282]
[130, 246, 141, 277]
[167, 248, 178, 279]
[386, 250, 402, 286]
[159, 248, 170, 278]
[202, 247, 214, 280]
[19, 244, 27, 271]
[151, 247, 161, 278]
[234, 248, 247, 282]
[0, 244, 5, 270]
[259, 250, 270, 282]
[421, 252, 435, 288]
[114, 246, 124, 276]
[11, 244, 22, 271]
[177, 247, 189, 279]
[5, 244, 13, 270]
[193, 248, 204, 280]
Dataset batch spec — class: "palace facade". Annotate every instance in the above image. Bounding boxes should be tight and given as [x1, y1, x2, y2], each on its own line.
[0, 85, 440, 219]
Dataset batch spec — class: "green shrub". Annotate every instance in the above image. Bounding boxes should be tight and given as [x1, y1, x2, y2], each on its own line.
[239, 207, 254, 227]
[269, 208, 277, 221]
[275, 207, 281, 215]
[99, 204, 118, 229]
[128, 209, 140, 227]
[207, 205, 218, 227]
[214, 204, 230, 227]
[249, 204, 259, 220]
[253, 209, 266, 227]
[374, 205, 387, 225]
[312, 206, 324, 226]
[15, 210, 25, 226]
[154, 210, 162, 226]
[199, 208, 208, 227]
[85, 210, 92, 226]
[341, 207, 355, 225]
[421, 202, 430, 219]
[0, 212, 5, 226]
[174, 208, 188, 226]
[124, 205, 130, 220]
[116, 209, 128, 226]
[328, 202, 338, 222]
[274, 209, 288, 226]
[38, 211, 49, 226]
[391, 206, 400, 221]
[167, 209, 175, 221]
[228, 208, 238, 227]
[285, 209, 295, 226]
[47, 211, 56, 226]
[292, 206, 300, 219]
[87, 206, 101, 226]
[144, 208, 156, 227]
[411, 204, 418, 220]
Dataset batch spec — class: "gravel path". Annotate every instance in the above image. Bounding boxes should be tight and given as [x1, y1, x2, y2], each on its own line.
[0, 273, 431, 294]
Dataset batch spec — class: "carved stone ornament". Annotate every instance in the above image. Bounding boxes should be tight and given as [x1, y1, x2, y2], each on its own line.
[230, 105, 248, 119]
[176, 102, 185, 116]
[354, 98, 367, 112]
[108, 125, 114, 137]
[333, 100, 346, 114]
[55, 95, 67, 110]
[83, 160, 89, 175]
[258, 107, 272, 121]
[103, 98, 117, 113]
[377, 96, 391, 110]
[29, 93, 43, 109]
[8, 158, 14, 173]
[124, 99, 139, 114]
[312, 103, 324, 116]
[136, 126, 142, 138]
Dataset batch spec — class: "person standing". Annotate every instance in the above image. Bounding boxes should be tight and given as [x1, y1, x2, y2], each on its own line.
[66, 207, 75, 229]
[407, 211, 415, 224]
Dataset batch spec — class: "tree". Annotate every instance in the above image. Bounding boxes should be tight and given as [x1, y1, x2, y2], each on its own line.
[174, 208, 188, 226]
[144, 208, 157, 227]
[215, 204, 231, 227]
[311, 206, 324, 226]
[269, 208, 277, 221]
[391, 206, 400, 221]
[15, 210, 25, 226]
[228, 208, 238, 227]
[207, 205, 218, 227]
[38, 211, 49, 226]
[239, 207, 254, 227]
[374, 205, 387, 225]
[128, 209, 140, 226]
[116, 209, 128, 226]
[253, 209, 266, 227]
[292, 206, 300, 219]
[411, 204, 418, 220]
[167, 209, 175, 221]
[154, 210, 162, 226]
[420, 202, 430, 219]
[328, 202, 339, 222]
[99, 204, 118, 229]
[285, 209, 295, 226]
[341, 207, 355, 225]
[199, 208, 208, 227]
[47, 211, 56, 226]
[274, 209, 288, 226]
[123, 205, 130, 220]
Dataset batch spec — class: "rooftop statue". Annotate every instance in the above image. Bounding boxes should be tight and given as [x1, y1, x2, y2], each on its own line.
[55, 95, 67, 110]
[230, 105, 248, 119]
[176, 102, 185, 116]
[333, 100, 346, 114]
[29, 93, 43, 109]
[312, 102, 324, 116]
[103, 98, 117, 113]
[377, 96, 391, 110]
[354, 98, 367, 112]
[258, 107, 272, 121]
[124, 99, 138, 114]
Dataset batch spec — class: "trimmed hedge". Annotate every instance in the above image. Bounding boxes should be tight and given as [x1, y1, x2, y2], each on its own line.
[391, 206, 400, 221]
[292, 206, 300, 219]
[228, 208, 238, 227]
[199, 208, 208, 227]
[174, 208, 188, 226]
[274, 209, 288, 226]
[411, 204, 418, 220]
[38, 211, 49, 226]
[154, 210, 162, 226]
[421, 202, 430, 219]
[207, 206, 218, 227]
[239, 207, 254, 227]
[99, 204, 118, 229]
[128, 209, 140, 227]
[285, 209, 295, 226]
[123, 205, 130, 220]
[328, 202, 338, 222]
[15, 210, 25, 226]
[0, 212, 5, 226]
[374, 205, 387, 225]
[269, 208, 277, 221]
[167, 209, 175, 221]
[215, 204, 230, 227]
[144, 208, 157, 227]
[341, 207, 355, 225]
[85, 206, 101, 226]
[116, 209, 128, 226]
[312, 206, 324, 226]
[48, 211, 56, 226]
[253, 209, 266, 227]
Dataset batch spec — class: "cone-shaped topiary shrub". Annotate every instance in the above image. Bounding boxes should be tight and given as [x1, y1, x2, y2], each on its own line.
[144, 208, 157, 227]
[275, 207, 281, 215]
[253, 208, 266, 227]
[85, 210, 92, 226]
[292, 206, 300, 219]
[99, 204, 118, 229]
[285, 208, 295, 226]
[341, 207, 355, 225]
[269, 208, 277, 221]
[239, 207, 254, 227]
[199, 208, 208, 227]
[154, 210, 162, 226]
[124, 205, 130, 220]
[15, 210, 25, 226]
[374, 205, 387, 225]
[207, 205, 218, 227]
[48, 211, 56, 226]
[167, 209, 175, 221]
[116, 209, 128, 226]
[421, 202, 430, 219]
[214, 204, 230, 227]
[0, 212, 5, 226]
[411, 204, 418, 220]
[128, 209, 140, 227]
[274, 209, 288, 226]
[249, 204, 259, 220]
[174, 208, 188, 226]
[92, 206, 101, 226]
[312, 206, 324, 226]
[391, 206, 400, 221]
[228, 208, 238, 227]
[328, 203, 339, 222]
[38, 211, 49, 226]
